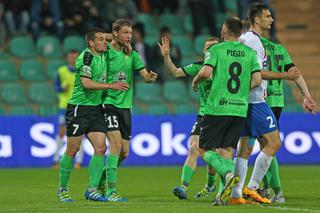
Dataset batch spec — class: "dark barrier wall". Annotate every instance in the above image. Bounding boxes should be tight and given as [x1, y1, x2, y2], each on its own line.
[0, 113, 319, 167]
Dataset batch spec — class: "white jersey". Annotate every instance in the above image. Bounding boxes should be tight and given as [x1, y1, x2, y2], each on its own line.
[239, 30, 267, 103]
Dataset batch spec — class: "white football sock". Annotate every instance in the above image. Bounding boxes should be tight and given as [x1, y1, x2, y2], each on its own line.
[231, 157, 248, 198]
[248, 151, 273, 190]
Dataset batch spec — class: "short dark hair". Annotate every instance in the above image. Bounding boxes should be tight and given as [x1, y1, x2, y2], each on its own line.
[85, 27, 105, 46]
[249, 3, 270, 25]
[242, 17, 251, 32]
[160, 26, 170, 36]
[224, 17, 243, 37]
[133, 22, 145, 38]
[112, 19, 132, 32]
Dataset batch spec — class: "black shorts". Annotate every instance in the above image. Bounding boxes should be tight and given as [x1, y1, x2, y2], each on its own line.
[190, 115, 203, 136]
[102, 104, 132, 140]
[199, 115, 245, 150]
[271, 107, 283, 125]
[65, 104, 106, 137]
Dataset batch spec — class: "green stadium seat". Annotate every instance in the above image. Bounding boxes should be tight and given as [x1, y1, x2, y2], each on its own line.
[29, 82, 56, 104]
[9, 105, 34, 115]
[163, 80, 190, 103]
[283, 103, 303, 112]
[137, 13, 158, 35]
[39, 105, 58, 116]
[63, 35, 86, 53]
[19, 59, 45, 81]
[174, 104, 197, 114]
[216, 13, 228, 30]
[183, 14, 193, 33]
[132, 104, 144, 115]
[159, 14, 183, 34]
[0, 61, 19, 81]
[147, 103, 169, 115]
[135, 82, 163, 103]
[0, 106, 5, 115]
[194, 34, 210, 55]
[1, 82, 27, 104]
[144, 35, 158, 46]
[0, 51, 10, 59]
[171, 35, 193, 57]
[46, 59, 66, 80]
[9, 36, 36, 58]
[181, 56, 195, 67]
[225, 0, 238, 14]
[36, 36, 62, 57]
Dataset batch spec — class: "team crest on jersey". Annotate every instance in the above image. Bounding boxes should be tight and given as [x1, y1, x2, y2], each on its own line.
[82, 65, 91, 77]
[114, 71, 127, 82]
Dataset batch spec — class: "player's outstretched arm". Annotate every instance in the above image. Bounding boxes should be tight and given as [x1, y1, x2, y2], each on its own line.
[192, 65, 212, 91]
[139, 69, 158, 83]
[261, 68, 300, 80]
[250, 71, 262, 89]
[158, 36, 186, 78]
[289, 67, 317, 114]
[80, 77, 129, 91]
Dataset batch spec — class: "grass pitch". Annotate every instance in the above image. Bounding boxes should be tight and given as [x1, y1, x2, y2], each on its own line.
[0, 166, 319, 213]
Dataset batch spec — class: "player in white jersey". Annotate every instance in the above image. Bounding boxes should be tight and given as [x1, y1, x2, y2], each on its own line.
[229, 3, 300, 205]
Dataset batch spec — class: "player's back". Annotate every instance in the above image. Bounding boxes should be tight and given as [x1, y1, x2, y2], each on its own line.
[240, 31, 267, 104]
[204, 41, 260, 117]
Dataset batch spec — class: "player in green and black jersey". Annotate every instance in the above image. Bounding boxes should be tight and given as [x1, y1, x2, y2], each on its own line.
[101, 19, 158, 202]
[57, 27, 129, 203]
[158, 36, 221, 200]
[192, 17, 262, 205]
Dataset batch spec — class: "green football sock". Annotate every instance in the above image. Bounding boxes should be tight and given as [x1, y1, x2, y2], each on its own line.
[106, 154, 119, 195]
[262, 170, 272, 189]
[98, 168, 106, 190]
[206, 171, 217, 188]
[269, 157, 282, 193]
[203, 151, 232, 178]
[181, 165, 195, 187]
[59, 153, 73, 188]
[218, 175, 225, 193]
[88, 155, 105, 189]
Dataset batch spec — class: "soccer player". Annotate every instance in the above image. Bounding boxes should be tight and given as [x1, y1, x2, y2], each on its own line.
[57, 27, 130, 203]
[229, 3, 298, 204]
[192, 17, 262, 205]
[100, 19, 158, 202]
[52, 50, 86, 170]
[258, 36, 317, 203]
[158, 36, 220, 200]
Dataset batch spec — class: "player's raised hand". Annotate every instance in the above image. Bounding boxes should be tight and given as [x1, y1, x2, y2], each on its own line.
[148, 71, 158, 82]
[158, 36, 170, 56]
[109, 82, 130, 91]
[286, 68, 300, 80]
[303, 96, 317, 115]
[124, 42, 132, 55]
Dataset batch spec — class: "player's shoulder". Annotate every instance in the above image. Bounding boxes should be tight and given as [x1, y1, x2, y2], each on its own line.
[82, 50, 94, 66]
[240, 31, 262, 45]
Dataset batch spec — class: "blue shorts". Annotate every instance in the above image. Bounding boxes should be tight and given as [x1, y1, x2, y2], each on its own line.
[58, 109, 66, 125]
[241, 102, 278, 138]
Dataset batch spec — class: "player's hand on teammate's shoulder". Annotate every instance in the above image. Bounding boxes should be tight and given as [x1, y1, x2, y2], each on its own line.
[286, 68, 300, 80]
[109, 82, 130, 91]
[303, 96, 317, 115]
[158, 36, 170, 56]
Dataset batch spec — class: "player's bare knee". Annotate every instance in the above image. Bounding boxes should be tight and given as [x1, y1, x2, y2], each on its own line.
[95, 144, 107, 155]
[189, 142, 199, 157]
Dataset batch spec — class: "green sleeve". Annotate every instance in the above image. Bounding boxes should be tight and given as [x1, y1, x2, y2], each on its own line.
[251, 51, 261, 73]
[132, 51, 145, 71]
[282, 47, 294, 71]
[203, 45, 218, 68]
[78, 51, 94, 78]
[182, 62, 202, 76]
